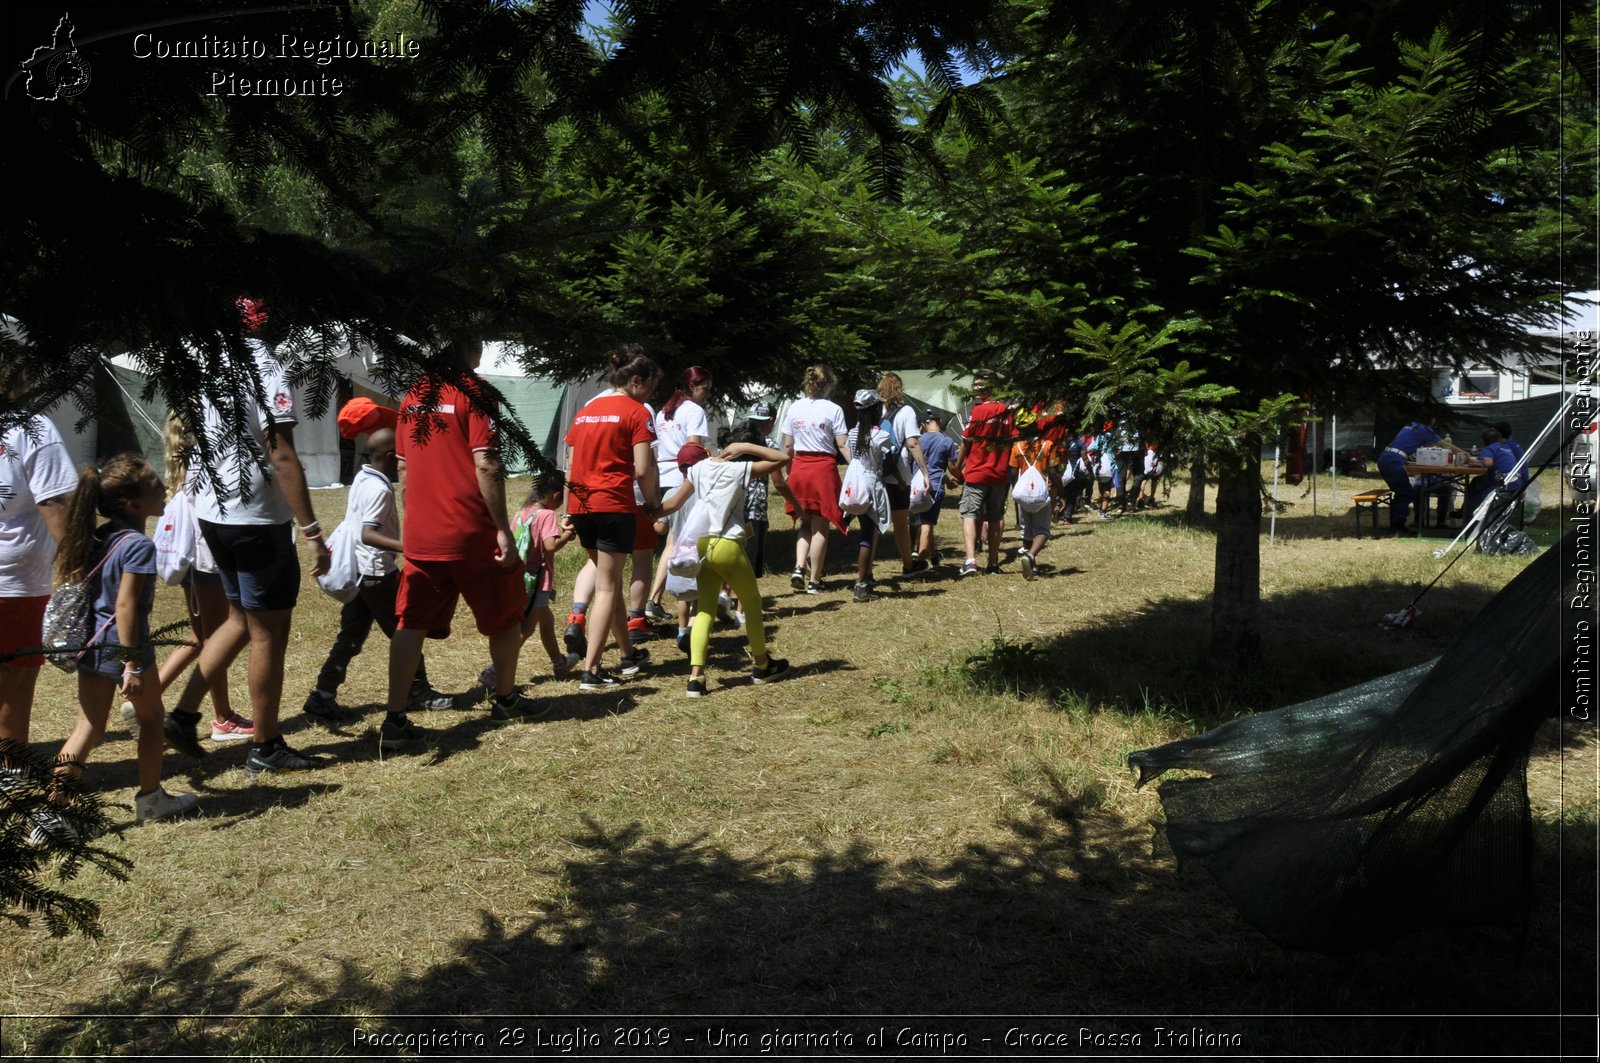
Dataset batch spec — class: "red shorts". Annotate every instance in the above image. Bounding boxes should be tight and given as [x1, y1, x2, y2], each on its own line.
[0, 596, 49, 669]
[634, 507, 660, 552]
[397, 556, 524, 637]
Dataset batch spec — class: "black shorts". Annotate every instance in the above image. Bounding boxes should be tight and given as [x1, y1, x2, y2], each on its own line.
[198, 519, 300, 612]
[883, 480, 911, 511]
[570, 511, 635, 554]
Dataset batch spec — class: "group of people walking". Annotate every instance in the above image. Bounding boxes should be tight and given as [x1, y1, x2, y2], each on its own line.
[1, 300, 1117, 834]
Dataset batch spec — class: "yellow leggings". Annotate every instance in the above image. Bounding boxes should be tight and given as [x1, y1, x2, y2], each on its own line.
[692, 535, 765, 668]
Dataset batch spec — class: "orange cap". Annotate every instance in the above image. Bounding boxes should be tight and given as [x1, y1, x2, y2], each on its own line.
[336, 397, 398, 440]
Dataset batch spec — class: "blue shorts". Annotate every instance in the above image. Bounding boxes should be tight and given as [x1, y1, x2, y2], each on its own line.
[198, 520, 301, 612]
[78, 638, 156, 679]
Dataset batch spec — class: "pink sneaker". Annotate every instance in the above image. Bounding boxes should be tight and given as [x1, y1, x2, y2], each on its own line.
[210, 714, 255, 742]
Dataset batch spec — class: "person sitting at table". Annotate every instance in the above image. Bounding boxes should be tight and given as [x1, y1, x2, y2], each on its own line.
[1464, 427, 1526, 519]
[1492, 421, 1530, 493]
[1376, 415, 1465, 535]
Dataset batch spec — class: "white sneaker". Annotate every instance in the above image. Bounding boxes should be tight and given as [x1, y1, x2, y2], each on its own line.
[716, 593, 736, 624]
[135, 787, 199, 824]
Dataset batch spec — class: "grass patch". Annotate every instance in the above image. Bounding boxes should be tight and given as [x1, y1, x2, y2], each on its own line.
[2, 468, 1583, 1055]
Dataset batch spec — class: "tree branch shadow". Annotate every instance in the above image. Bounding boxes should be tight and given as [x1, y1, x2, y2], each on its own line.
[11, 768, 1580, 1058]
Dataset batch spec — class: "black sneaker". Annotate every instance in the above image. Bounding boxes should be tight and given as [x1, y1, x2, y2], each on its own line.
[379, 715, 426, 743]
[852, 581, 878, 603]
[751, 657, 790, 684]
[790, 568, 806, 591]
[407, 685, 454, 711]
[490, 692, 550, 721]
[618, 648, 650, 676]
[984, 563, 1002, 575]
[243, 743, 321, 777]
[563, 618, 587, 656]
[302, 691, 357, 725]
[163, 712, 208, 758]
[676, 631, 691, 654]
[578, 669, 619, 691]
[900, 559, 930, 578]
[685, 678, 707, 698]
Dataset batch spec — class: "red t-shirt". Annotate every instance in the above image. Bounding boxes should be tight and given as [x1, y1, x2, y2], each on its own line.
[962, 401, 1014, 485]
[565, 392, 655, 514]
[397, 377, 498, 560]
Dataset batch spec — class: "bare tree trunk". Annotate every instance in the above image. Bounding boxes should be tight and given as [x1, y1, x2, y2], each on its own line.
[1208, 456, 1262, 675]
[1186, 459, 1207, 519]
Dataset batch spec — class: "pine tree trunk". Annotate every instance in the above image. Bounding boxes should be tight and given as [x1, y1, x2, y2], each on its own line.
[1186, 460, 1207, 519]
[1209, 456, 1262, 674]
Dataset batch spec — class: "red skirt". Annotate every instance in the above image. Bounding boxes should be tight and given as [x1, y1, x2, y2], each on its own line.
[785, 451, 846, 533]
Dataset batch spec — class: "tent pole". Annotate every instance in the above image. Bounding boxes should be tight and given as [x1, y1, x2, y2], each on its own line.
[1269, 436, 1282, 545]
[1311, 407, 1318, 522]
[1331, 411, 1339, 509]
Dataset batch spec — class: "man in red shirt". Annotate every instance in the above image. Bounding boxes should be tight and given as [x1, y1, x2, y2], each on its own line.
[383, 337, 537, 739]
[954, 372, 1015, 576]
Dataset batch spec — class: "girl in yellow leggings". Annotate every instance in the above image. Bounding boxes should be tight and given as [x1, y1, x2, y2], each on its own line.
[655, 441, 792, 697]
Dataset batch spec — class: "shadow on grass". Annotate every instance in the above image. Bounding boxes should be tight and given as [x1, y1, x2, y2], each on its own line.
[955, 576, 1513, 726]
[10, 769, 1588, 1058]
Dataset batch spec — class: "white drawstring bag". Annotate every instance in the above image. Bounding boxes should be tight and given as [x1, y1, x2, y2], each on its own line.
[153, 492, 197, 586]
[1012, 456, 1051, 514]
[908, 468, 934, 514]
[668, 500, 709, 578]
[316, 523, 362, 603]
[839, 457, 876, 516]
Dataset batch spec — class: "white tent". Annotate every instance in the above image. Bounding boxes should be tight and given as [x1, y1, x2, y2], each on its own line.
[39, 338, 594, 483]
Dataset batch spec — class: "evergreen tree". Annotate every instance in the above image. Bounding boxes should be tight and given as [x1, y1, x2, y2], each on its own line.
[964, 0, 1593, 671]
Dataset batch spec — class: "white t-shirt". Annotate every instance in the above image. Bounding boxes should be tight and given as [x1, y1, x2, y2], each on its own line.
[687, 460, 752, 541]
[881, 403, 920, 483]
[849, 425, 891, 472]
[781, 397, 847, 455]
[634, 402, 655, 507]
[654, 400, 711, 490]
[0, 415, 79, 597]
[348, 464, 398, 578]
[192, 339, 298, 525]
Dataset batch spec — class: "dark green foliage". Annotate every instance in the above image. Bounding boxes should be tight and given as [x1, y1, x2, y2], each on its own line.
[0, 742, 132, 939]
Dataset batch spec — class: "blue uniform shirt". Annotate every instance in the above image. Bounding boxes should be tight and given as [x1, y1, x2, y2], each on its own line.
[1484, 440, 1528, 490]
[1384, 422, 1443, 459]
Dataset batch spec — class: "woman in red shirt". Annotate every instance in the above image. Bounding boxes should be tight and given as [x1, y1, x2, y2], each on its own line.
[564, 346, 663, 689]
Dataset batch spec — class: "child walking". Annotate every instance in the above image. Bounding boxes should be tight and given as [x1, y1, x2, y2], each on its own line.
[45, 455, 199, 830]
[655, 441, 792, 697]
[142, 412, 251, 753]
[504, 468, 580, 683]
[846, 389, 893, 603]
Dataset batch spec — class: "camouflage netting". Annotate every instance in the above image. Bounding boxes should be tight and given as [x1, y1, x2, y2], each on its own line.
[1129, 536, 1571, 954]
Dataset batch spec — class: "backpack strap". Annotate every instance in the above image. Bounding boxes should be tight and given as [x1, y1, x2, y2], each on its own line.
[75, 530, 136, 660]
[84, 530, 135, 586]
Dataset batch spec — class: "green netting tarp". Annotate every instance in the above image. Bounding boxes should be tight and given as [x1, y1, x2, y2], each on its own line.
[1129, 538, 1568, 954]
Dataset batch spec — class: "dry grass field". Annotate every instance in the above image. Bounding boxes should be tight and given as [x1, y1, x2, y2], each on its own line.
[3, 466, 1592, 1057]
